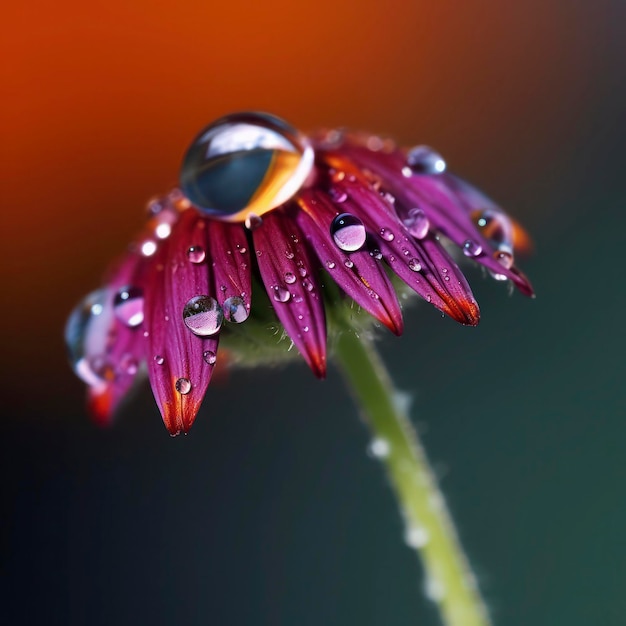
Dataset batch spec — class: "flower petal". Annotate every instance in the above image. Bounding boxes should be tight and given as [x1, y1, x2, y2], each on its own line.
[296, 189, 403, 335]
[330, 142, 534, 296]
[326, 171, 480, 326]
[144, 210, 219, 435]
[252, 208, 327, 377]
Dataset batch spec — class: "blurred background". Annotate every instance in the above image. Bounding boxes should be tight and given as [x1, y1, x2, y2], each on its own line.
[2, 1, 625, 624]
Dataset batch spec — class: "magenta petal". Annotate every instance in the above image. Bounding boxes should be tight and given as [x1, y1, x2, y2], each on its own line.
[206, 221, 252, 317]
[144, 210, 219, 435]
[333, 143, 534, 296]
[87, 251, 148, 425]
[252, 209, 327, 377]
[296, 190, 404, 335]
[333, 179, 480, 326]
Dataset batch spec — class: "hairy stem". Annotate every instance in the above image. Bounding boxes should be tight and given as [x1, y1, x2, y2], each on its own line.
[334, 327, 491, 626]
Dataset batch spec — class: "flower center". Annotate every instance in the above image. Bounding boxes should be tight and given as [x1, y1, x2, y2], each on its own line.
[179, 112, 314, 222]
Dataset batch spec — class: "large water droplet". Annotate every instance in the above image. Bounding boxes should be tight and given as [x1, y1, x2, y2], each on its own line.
[182, 295, 223, 336]
[175, 377, 192, 394]
[404, 208, 430, 239]
[406, 145, 446, 174]
[223, 296, 249, 323]
[65, 288, 114, 386]
[180, 112, 314, 222]
[330, 213, 367, 252]
[408, 258, 422, 272]
[471, 208, 514, 253]
[113, 286, 144, 328]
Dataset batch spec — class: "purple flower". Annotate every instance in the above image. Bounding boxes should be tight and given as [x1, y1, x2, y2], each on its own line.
[66, 112, 533, 435]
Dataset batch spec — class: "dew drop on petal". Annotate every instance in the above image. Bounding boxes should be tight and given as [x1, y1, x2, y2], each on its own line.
[408, 258, 422, 272]
[154, 355, 165, 365]
[494, 250, 514, 269]
[404, 208, 430, 240]
[120, 354, 138, 375]
[175, 377, 192, 395]
[223, 296, 249, 323]
[471, 208, 514, 253]
[284, 272, 297, 284]
[302, 278, 315, 292]
[344, 259, 354, 269]
[113, 286, 144, 328]
[463, 239, 483, 257]
[331, 213, 367, 252]
[272, 285, 291, 303]
[380, 227, 395, 241]
[186, 246, 206, 263]
[329, 188, 348, 203]
[180, 112, 314, 222]
[182, 295, 224, 336]
[406, 145, 446, 175]
[203, 350, 217, 365]
[326, 260, 336, 269]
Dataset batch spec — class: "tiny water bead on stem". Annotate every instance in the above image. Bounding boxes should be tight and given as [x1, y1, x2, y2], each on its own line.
[66, 111, 534, 626]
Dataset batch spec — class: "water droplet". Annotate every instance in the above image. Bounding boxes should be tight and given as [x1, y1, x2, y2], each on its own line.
[285, 250, 295, 260]
[404, 208, 430, 239]
[65, 288, 114, 386]
[154, 355, 165, 365]
[344, 259, 354, 269]
[237, 245, 247, 254]
[203, 350, 217, 365]
[113, 286, 144, 328]
[326, 260, 336, 269]
[244, 213, 263, 230]
[175, 377, 191, 395]
[370, 249, 383, 260]
[367, 438, 391, 459]
[408, 258, 422, 272]
[298, 266, 308, 278]
[444, 275, 450, 282]
[223, 296, 249, 323]
[494, 250, 514, 269]
[404, 526, 429, 548]
[182, 295, 223, 336]
[186, 246, 206, 263]
[180, 112, 314, 222]
[302, 278, 315, 292]
[406, 145, 446, 174]
[284, 272, 297, 284]
[424, 577, 445, 603]
[380, 227, 395, 241]
[330, 213, 367, 252]
[471, 208, 514, 252]
[303, 326, 309, 333]
[272, 285, 291, 302]
[462, 239, 482, 257]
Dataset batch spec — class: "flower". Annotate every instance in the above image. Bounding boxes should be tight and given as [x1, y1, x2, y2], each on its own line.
[65, 112, 533, 435]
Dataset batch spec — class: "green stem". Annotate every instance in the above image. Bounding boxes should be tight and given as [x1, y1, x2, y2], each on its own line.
[334, 327, 491, 626]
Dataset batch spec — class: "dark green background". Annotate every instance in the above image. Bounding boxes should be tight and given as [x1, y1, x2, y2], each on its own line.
[2, 3, 625, 625]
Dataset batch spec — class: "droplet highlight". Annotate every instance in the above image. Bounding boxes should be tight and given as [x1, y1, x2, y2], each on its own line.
[406, 145, 446, 175]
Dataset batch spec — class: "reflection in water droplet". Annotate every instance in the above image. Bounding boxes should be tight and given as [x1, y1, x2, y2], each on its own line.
[182, 296, 223, 336]
[406, 145, 446, 174]
[180, 112, 314, 222]
[223, 296, 249, 323]
[404, 208, 430, 239]
[203, 350, 217, 365]
[330, 213, 367, 252]
[408, 258, 422, 272]
[175, 377, 192, 395]
[114, 286, 144, 328]
[463, 239, 483, 257]
[187, 246, 206, 263]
